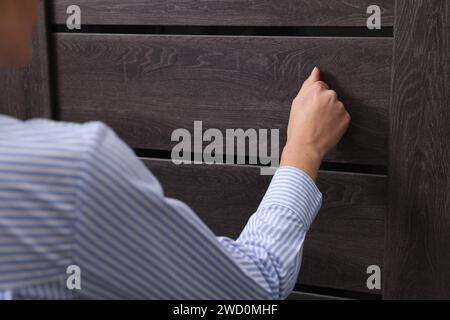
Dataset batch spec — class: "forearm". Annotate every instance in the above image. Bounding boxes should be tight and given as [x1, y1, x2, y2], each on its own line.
[218, 167, 322, 299]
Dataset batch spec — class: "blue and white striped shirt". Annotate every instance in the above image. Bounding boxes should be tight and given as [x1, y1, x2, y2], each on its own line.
[0, 114, 322, 300]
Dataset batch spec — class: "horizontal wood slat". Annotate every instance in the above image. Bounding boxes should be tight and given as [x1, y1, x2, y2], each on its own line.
[143, 158, 386, 293]
[55, 34, 392, 165]
[287, 292, 349, 300]
[50, 0, 394, 27]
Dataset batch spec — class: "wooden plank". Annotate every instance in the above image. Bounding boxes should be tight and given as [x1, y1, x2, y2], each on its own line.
[143, 158, 386, 293]
[50, 0, 394, 27]
[287, 292, 349, 300]
[384, 0, 450, 299]
[0, 4, 52, 119]
[54, 34, 392, 166]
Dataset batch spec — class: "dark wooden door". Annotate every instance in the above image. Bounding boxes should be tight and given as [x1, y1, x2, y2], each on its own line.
[1, 0, 449, 299]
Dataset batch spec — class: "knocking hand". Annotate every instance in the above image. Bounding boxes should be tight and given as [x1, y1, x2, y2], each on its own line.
[280, 67, 351, 181]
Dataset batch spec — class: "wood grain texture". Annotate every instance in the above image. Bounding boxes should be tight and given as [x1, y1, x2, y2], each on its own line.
[0, 4, 52, 119]
[143, 158, 386, 293]
[384, 0, 450, 299]
[54, 34, 392, 165]
[287, 292, 349, 300]
[50, 0, 394, 27]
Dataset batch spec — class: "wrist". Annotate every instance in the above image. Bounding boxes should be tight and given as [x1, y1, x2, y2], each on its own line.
[280, 143, 323, 181]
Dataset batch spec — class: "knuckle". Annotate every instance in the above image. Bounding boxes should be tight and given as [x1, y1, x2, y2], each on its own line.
[319, 81, 329, 89]
[312, 82, 322, 91]
[312, 81, 327, 91]
[327, 90, 338, 100]
[344, 112, 351, 123]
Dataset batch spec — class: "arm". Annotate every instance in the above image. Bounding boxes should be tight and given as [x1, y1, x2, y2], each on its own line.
[218, 166, 322, 299]
[217, 67, 350, 298]
[75, 68, 349, 300]
[76, 124, 274, 299]
[76, 125, 320, 300]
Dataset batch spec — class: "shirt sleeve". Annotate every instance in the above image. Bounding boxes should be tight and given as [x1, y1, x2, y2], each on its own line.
[217, 167, 322, 299]
[75, 123, 322, 300]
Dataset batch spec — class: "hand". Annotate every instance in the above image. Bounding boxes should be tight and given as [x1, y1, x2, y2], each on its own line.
[280, 67, 351, 181]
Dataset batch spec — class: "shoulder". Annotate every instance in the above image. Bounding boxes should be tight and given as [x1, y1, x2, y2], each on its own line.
[11, 117, 121, 156]
[0, 115, 115, 149]
[0, 116, 158, 190]
[0, 116, 128, 179]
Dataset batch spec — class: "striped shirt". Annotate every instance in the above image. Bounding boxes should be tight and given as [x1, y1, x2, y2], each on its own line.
[0, 114, 322, 300]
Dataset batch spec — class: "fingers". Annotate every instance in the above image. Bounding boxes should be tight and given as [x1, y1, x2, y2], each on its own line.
[336, 101, 351, 128]
[314, 81, 330, 90]
[302, 67, 321, 88]
[302, 67, 333, 92]
[309, 67, 321, 83]
[325, 88, 337, 100]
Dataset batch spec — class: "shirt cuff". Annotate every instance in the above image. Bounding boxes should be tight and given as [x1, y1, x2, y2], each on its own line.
[258, 166, 323, 229]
